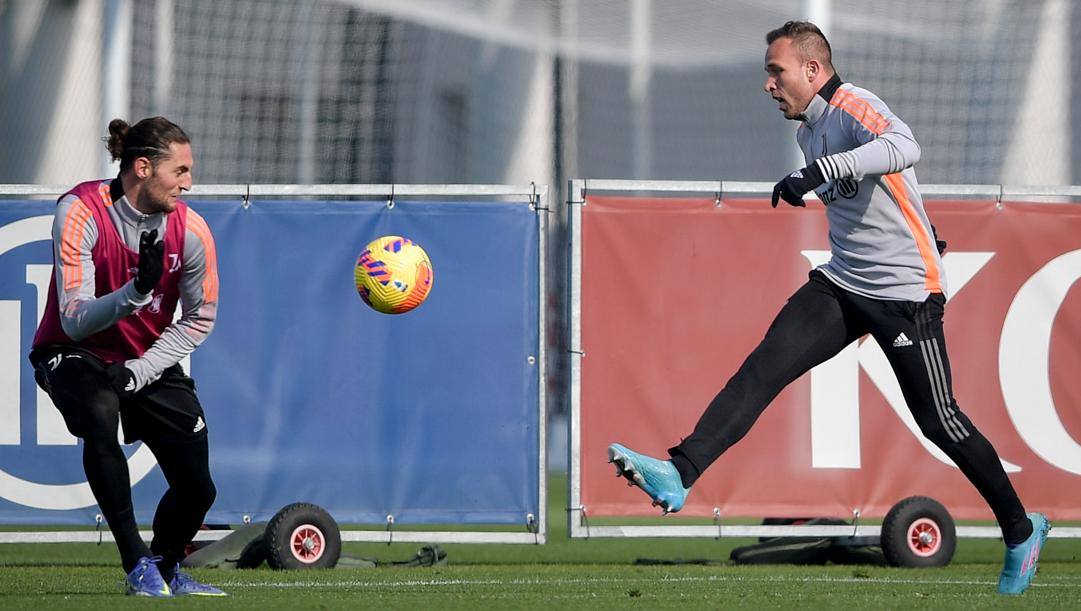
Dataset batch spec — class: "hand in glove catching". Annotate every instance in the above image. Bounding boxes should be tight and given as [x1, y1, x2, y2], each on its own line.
[134, 229, 164, 295]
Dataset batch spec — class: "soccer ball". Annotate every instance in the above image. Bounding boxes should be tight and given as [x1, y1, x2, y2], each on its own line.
[354, 236, 434, 314]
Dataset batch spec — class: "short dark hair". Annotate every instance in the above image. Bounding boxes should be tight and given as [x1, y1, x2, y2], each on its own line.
[766, 21, 833, 68]
[105, 116, 190, 172]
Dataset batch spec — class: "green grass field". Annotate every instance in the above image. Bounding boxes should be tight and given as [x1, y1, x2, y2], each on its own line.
[2, 475, 1079, 609]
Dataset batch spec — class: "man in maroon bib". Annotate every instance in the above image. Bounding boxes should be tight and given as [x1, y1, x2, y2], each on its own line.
[30, 117, 225, 597]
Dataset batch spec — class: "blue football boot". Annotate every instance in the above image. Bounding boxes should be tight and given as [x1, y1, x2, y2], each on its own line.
[608, 443, 690, 514]
[998, 513, 1051, 595]
[169, 564, 228, 596]
[125, 556, 171, 597]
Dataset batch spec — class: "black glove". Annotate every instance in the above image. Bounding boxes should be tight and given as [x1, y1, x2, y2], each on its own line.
[771, 163, 826, 208]
[931, 224, 947, 255]
[105, 362, 137, 398]
[134, 229, 164, 294]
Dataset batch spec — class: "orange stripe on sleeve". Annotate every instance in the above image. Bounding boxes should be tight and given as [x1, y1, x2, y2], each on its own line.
[186, 209, 219, 303]
[833, 99, 889, 135]
[98, 182, 113, 207]
[60, 200, 93, 291]
[831, 90, 889, 135]
[883, 173, 942, 292]
[846, 94, 889, 132]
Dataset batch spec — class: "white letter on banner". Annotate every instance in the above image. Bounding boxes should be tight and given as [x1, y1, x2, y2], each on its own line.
[0, 214, 159, 509]
[1000, 249, 1081, 474]
[0, 301, 19, 444]
[801, 251, 859, 468]
[25, 264, 78, 445]
[0, 216, 53, 446]
[803, 252, 1019, 472]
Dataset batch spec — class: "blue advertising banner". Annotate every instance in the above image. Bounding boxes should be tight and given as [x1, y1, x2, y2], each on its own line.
[0, 197, 541, 526]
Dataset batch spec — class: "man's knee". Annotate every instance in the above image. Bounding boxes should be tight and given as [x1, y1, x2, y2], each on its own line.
[913, 409, 971, 447]
[172, 466, 216, 513]
[34, 353, 121, 440]
[58, 390, 121, 440]
[917, 421, 953, 447]
[194, 479, 217, 513]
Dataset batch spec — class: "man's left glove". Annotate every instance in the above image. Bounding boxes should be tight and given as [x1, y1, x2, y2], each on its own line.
[134, 229, 164, 295]
[771, 163, 826, 208]
[105, 362, 137, 398]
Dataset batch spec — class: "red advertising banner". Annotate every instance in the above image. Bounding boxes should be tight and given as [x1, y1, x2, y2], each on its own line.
[579, 195, 1081, 521]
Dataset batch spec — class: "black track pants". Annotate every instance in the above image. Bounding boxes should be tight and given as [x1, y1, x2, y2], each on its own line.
[30, 348, 216, 573]
[670, 271, 1030, 543]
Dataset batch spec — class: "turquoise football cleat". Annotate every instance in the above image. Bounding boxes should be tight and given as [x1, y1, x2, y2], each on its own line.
[608, 443, 690, 514]
[125, 556, 171, 597]
[998, 513, 1050, 595]
[169, 564, 228, 596]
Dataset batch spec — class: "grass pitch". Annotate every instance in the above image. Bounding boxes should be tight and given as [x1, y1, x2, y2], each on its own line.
[1, 475, 1079, 609]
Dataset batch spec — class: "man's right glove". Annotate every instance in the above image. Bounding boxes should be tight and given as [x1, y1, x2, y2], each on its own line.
[105, 362, 137, 398]
[134, 229, 164, 294]
[771, 163, 826, 208]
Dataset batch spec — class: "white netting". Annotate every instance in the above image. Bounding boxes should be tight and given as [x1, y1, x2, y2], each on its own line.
[3, 0, 1075, 186]
[831, 0, 1060, 185]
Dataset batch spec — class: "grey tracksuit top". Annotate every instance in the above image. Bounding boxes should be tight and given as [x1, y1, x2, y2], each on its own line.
[796, 74, 945, 302]
[49, 179, 218, 391]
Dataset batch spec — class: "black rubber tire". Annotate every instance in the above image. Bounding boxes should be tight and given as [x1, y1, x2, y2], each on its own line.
[265, 502, 342, 570]
[880, 496, 956, 568]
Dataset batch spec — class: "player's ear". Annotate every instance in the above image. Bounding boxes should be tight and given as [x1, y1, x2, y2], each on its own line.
[805, 59, 820, 82]
[134, 156, 152, 179]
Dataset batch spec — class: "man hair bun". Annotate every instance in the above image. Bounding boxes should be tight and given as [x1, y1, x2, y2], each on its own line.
[104, 116, 189, 171]
[105, 119, 131, 161]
